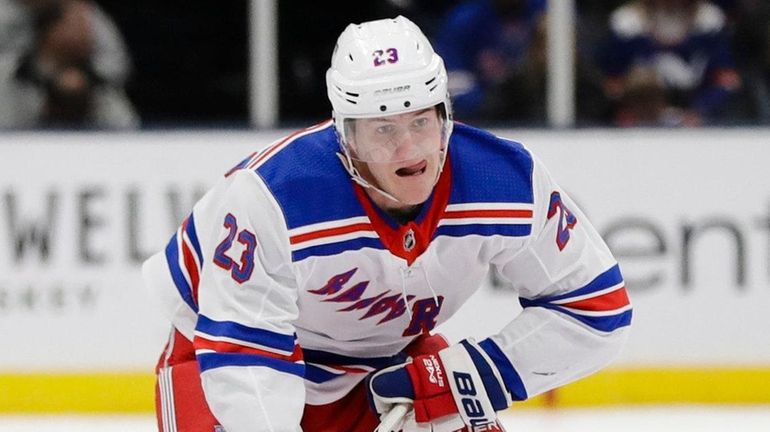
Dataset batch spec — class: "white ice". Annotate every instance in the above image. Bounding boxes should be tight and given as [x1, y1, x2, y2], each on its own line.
[2, 406, 770, 431]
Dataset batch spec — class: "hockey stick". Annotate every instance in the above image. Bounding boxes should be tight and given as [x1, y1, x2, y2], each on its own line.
[375, 403, 409, 432]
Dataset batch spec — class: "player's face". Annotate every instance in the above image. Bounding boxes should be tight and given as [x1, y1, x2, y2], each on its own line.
[348, 108, 444, 210]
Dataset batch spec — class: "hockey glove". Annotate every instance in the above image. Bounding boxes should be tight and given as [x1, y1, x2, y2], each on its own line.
[369, 339, 511, 431]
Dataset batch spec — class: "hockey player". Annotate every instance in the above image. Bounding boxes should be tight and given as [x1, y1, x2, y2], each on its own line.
[143, 16, 632, 432]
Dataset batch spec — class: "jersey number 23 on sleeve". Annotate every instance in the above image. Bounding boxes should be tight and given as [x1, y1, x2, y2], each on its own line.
[213, 213, 257, 283]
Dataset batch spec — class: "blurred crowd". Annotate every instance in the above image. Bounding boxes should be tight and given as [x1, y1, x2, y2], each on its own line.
[1, 0, 769, 129]
[0, 0, 138, 129]
[405, 0, 770, 127]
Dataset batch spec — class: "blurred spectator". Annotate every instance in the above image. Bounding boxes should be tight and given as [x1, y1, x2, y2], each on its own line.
[380, 0, 462, 37]
[0, 0, 138, 129]
[598, 0, 742, 127]
[433, 0, 547, 123]
[728, 0, 770, 122]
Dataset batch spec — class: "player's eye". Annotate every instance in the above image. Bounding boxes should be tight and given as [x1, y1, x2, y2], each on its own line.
[412, 117, 429, 128]
[376, 124, 395, 135]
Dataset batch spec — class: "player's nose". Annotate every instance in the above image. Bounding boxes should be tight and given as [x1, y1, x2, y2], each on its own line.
[392, 130, 418, 158]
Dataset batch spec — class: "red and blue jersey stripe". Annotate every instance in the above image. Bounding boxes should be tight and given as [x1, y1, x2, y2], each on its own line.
[164, 214, 204, 313]
[475, 266, 631, 404]
[254, 121, 379, 262]
[301, 348, 407, 384]
[287, 216, 384, 262]
[435, 203, 533, 239]
[194, 315, 305, 378]
[519, 264, 632, 333]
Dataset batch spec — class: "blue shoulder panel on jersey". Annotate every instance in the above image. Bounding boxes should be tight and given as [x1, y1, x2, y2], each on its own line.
[447, 124, 534, 205]
[256, 125, 365, 229]
[436, 123, 535, 239]
[254, 125, 385, 261]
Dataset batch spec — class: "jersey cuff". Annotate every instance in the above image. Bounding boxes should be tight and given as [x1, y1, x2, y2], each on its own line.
[459, 339, 511, 410]
[477, 338, 528, 401]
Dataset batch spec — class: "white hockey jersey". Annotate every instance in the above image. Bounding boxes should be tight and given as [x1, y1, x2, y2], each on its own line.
[143, 120, 632, 431]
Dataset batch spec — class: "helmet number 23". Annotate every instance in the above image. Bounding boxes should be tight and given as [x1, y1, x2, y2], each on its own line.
[213, 213, 257, 283]
[373, 48, 399, 67]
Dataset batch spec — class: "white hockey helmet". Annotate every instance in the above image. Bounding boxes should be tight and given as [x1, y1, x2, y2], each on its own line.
[326, 16, 453, 158]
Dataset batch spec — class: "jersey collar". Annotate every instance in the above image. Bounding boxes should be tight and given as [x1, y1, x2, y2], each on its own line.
[353, 156, 452, 266]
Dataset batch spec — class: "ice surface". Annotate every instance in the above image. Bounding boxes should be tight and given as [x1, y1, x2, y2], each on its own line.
[1, 406, 769, 431]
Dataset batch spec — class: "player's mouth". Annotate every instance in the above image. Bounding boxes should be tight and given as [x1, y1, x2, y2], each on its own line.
[395, 160, 427, 177]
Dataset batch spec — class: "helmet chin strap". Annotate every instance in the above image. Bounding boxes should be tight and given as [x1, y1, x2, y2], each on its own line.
[335, 147, 447, 206]
[336, 151, 401, 203]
